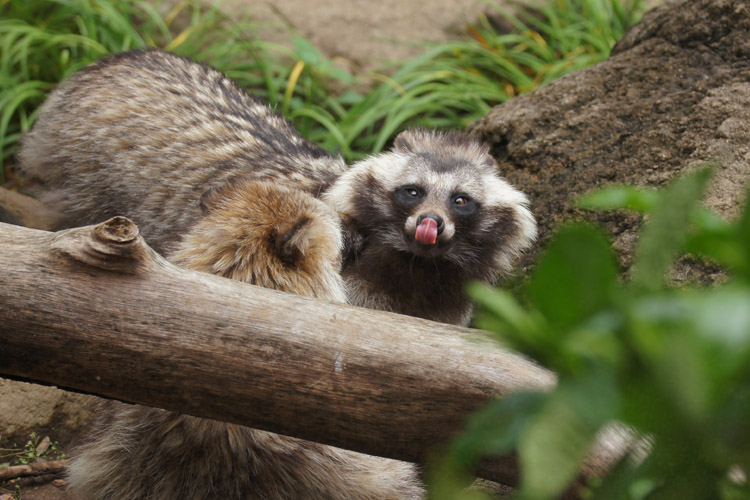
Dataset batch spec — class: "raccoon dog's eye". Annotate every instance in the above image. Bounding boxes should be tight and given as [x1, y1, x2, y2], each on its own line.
[395, 185, 424, 207]
[451, 194, 477, 215]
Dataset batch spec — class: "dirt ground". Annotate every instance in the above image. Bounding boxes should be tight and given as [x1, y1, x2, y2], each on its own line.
[229, 0, 494, 71]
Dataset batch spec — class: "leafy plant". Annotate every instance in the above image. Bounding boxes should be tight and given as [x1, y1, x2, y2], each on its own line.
[0, 432, 65, 466]
[430, 169, 750, 499]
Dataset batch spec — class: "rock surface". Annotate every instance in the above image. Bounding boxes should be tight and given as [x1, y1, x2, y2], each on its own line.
[0, 378, 95, 447]
[469, 0, 750, 277]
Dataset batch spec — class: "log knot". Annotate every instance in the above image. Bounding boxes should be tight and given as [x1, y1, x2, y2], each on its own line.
[94, 216, 140, 244]
[51, 217, 158, 274]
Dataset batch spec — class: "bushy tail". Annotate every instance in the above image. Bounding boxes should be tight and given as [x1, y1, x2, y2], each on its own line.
[171, 178, 347, 303]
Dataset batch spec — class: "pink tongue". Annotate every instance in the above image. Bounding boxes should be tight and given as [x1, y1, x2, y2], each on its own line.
[415, 218, 438, 245]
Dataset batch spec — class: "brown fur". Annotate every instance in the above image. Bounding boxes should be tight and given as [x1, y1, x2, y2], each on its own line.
[69, 402, 421, 500]
[171, 178, 346, 303]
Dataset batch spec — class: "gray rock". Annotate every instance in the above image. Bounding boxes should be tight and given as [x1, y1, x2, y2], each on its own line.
[469, 0, 750, 280]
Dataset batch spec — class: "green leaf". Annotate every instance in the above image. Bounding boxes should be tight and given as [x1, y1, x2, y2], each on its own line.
[526, 223, 618, 330]
[468, 283, 552, 363]
[632, 168, 713, 291]
[715, 383, 750, 468]
[627, 288, 750, 422]
[429, 392, 548, 500]
[577, 185, 659, 213]
[427, 456, 496, 500]
[565, 310, 624, 368]
[738, 187, 750, 281]
[468, 282, 541, 337]
[450, 392, 549, 466]
[629, 446, 723, 500]
[519, 371, 618, 500]
[588, 453, 655, 500]
[684, 211, 743, 273]
[682, 202, 750, 278]
[292, 35, 322, 65]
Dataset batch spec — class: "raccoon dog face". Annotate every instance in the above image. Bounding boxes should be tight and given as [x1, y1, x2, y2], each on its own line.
[390, 152, 485, 261]
[326, 130, 536, 281]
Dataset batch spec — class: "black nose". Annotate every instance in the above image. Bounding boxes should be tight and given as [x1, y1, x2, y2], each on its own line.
[417, 214, 445, 235]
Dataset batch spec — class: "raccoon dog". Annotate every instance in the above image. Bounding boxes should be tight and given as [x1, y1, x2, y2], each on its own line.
[16, 49, 535, 498]
[62, 165, 422, 499]
[324, 129, 536, 325]
[17, 50, 348, 256]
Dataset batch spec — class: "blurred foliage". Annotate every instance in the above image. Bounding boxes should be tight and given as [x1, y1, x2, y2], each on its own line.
[430, 169, 750, 499]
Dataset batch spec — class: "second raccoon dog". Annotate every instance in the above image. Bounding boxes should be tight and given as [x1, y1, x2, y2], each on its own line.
[325, 129, 537, 325]
[172, 178, 346, 299]
[17, 50, 537, 327]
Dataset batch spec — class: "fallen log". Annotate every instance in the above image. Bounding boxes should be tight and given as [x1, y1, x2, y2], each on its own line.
[0, 218, 625, 485]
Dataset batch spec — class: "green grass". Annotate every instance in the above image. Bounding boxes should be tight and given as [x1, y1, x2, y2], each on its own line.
[0, 432, 65, 466]
[0, 0, 646, 182]
[0, 0, 290, 181]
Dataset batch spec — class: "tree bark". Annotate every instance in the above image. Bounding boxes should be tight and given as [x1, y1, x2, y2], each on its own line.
[0, 218, 624, 485]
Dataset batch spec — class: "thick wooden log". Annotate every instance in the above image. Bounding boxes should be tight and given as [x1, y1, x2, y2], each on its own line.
[0, 218, 624, 485]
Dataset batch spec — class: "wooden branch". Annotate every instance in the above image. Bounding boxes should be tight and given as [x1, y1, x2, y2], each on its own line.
[0, 460, 69, 482]
[0, 218, 626, 486]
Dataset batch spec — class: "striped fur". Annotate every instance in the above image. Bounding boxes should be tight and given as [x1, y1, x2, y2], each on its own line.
[18, 50, 347, 256]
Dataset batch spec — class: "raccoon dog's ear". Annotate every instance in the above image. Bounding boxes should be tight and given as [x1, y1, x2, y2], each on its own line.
[393, 130, 421, 153]
[199, 176, 246, 215]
